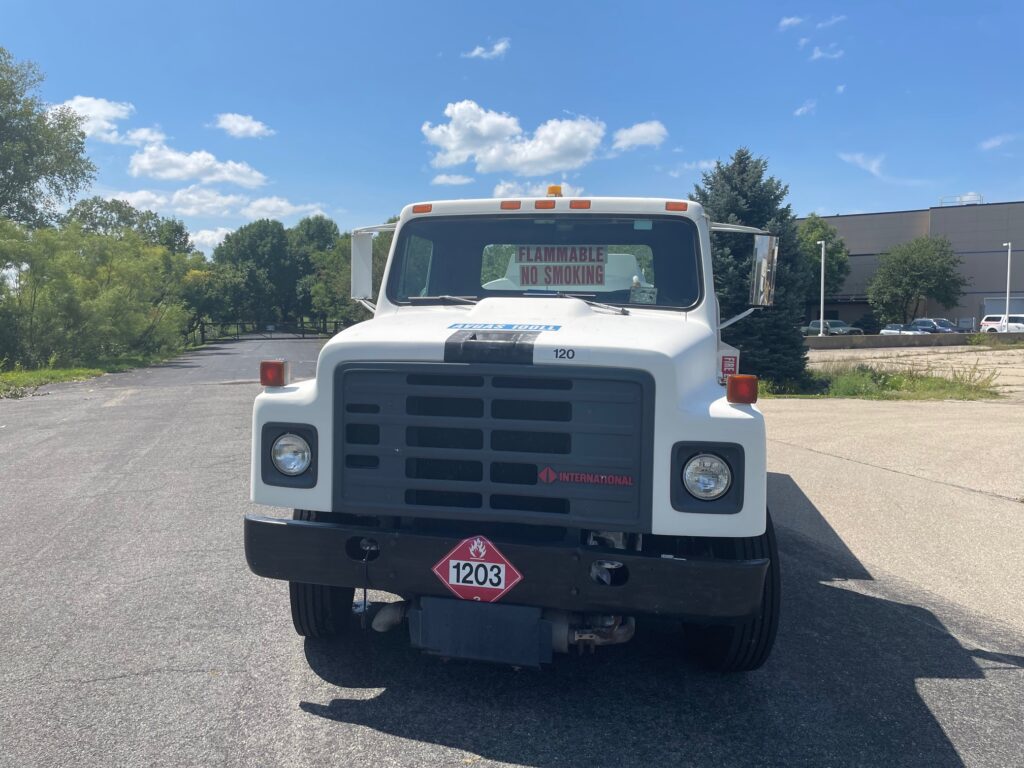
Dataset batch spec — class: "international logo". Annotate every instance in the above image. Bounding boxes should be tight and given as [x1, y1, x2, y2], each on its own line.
[537, 466, 634, 487]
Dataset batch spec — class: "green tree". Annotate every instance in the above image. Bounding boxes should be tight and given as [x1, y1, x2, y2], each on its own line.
[867, 236, 967, 323]
[213, 219, 293, 323]
[288, 215, 340, 318]
[4, 223, 192, 366]
[692, 148, 812, 384]
[64, 196, 196, 254]
[797, 214, 850, 310]
[0, 47, 95, 226]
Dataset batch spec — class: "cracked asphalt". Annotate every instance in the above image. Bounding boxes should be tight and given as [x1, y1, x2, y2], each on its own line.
[1, 339, 1022, 767]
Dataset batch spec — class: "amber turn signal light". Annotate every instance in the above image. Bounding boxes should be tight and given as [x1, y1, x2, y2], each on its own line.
[260, 360, 289, 387]
[726, 374, 758, 404]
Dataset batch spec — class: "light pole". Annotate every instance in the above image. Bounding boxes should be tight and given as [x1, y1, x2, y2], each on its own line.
[1003, 242, 1013, 333]
[817, 240, 827, 336]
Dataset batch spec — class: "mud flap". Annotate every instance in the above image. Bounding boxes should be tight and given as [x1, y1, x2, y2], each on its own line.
[408, 597, 553, 667]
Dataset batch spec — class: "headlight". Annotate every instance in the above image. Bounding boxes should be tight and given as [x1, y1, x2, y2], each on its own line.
[682, 453, 731, 500]
[271, 433, 311, 476]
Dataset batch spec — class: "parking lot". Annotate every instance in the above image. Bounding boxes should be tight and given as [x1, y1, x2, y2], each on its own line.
[1, 339, 1022, 767]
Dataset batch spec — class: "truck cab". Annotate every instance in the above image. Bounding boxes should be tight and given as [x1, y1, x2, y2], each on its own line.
[245, 191, 781, 672]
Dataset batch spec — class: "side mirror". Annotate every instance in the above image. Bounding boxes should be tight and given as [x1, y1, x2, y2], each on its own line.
[351, 231, 374, 300]
[749, 234, 778, 307]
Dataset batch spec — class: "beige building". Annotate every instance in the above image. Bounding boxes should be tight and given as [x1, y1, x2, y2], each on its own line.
[815, 200, 1024, 327]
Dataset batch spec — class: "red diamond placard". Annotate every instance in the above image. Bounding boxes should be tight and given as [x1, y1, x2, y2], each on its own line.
[432, 535, 523, 603]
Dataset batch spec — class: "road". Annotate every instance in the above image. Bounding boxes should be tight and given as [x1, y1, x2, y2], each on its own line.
[1, 339, 1022, 768]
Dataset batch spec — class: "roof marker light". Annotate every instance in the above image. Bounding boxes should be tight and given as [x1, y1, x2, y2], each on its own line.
[569, 200, 591, 209]
[260, 360, 289, 387]
[666, 201, 688, 211]
[547, 185, 563, 197]
[412, 204, 432, 214]
[500, 200, 521, 210]
[535, 200, 556, 209]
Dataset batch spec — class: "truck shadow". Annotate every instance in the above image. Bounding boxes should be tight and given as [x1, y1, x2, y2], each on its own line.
[297, 473, 1021, 767]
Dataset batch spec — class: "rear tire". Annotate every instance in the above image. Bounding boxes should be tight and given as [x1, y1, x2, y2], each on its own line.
[682, 512, 781, 672]
[289, 510, 356, 638]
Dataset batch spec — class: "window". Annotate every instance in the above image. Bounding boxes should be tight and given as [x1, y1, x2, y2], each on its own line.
[387, 214, 702, 310]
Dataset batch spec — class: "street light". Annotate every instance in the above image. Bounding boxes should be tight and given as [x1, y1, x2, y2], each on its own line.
[817, 240, 826, 336]
[1003, 242, 1013, 333]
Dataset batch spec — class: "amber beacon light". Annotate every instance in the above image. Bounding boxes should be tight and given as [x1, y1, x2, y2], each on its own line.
[726, 374, 758, 404]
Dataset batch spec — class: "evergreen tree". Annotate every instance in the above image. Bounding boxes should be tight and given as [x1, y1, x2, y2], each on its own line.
[692, 148, 813, 384]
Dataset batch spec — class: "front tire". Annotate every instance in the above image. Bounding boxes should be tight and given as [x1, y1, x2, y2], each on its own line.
[682, 512, 781, 672]
[289, 510, 356, 638]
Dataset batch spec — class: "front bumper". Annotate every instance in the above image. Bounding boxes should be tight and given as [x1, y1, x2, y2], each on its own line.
[244, 515, 769, 620]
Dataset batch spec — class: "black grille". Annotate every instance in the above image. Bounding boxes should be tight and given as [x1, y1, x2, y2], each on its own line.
[333, 363, 654, 529]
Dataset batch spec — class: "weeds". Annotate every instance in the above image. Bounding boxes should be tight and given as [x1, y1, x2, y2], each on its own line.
[0, 352, 173, 399]
[762, 361, 999, 401]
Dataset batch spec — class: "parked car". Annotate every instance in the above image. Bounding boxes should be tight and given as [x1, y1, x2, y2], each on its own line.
[801, 319, 865, 336]
[909, 318, 963, 333]
[980, 314, 1024, 333]
[879, 323, 929, 336]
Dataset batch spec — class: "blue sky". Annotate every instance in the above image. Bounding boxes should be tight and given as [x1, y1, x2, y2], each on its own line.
[5, 1, 1023, 250]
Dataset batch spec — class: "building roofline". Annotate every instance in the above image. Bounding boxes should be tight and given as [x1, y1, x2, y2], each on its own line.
[804, 198, 1024, 221]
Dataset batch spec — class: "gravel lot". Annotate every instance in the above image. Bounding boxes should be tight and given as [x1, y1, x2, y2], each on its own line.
[1, 339, 1022, 767]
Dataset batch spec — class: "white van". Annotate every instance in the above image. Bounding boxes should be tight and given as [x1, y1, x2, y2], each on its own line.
[980, 314, 1024, 332]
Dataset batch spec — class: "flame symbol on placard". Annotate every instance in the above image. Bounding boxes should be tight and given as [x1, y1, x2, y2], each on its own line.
[469, 538, 487, 559]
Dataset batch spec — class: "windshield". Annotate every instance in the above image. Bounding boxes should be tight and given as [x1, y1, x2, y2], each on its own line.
[386, 214, 702, 310]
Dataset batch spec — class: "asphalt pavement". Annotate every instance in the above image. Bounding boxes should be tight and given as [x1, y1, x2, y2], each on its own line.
[1, 339, 1022, 767]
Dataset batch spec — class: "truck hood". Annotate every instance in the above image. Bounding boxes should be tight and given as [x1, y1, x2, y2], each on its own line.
[318, 297, 720, 389]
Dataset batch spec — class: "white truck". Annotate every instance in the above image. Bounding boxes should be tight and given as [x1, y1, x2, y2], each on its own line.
[245, 190, 781, 672]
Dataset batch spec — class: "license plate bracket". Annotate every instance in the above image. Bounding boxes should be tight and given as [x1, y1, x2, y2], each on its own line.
[408, 597, 553, 667]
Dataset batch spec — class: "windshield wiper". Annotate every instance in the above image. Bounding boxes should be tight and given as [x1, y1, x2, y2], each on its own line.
[524, 290, 626, 317]
[407, 295, 478, 306]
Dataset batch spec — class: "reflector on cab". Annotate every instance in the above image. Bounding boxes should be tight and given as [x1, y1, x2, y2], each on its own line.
[726, 374, 758, 404]
[260, 360, 290, 387]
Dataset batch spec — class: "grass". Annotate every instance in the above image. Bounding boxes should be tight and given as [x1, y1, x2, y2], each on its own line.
[762, 361, 1000, 401]
[0, 353, 177, 399]
[967, 332, 1024, 348]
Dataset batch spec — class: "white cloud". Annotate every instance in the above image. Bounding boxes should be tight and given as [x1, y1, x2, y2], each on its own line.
[817, 14, 847, 28]
[169, 185, 247, 216]
[492, 180, 585, 198]
[836, 84, 847, 94]
[57, 96, 135, 142]
[838, 152, 884, 177]
[794, 100, 817, 117]
[192, 227, 232, 252]
[422, 100, 605, 176]
[462, 38, 511, 59]
[798, 37, 810, 48]
[124, 127, 167, 145]
[241, 196, 324, 220]
[213, 113, 275, 138]
[106, 189, 169, 211]
[612, 120, 668, 151]
[811, 45, 845, 60]
[129, 143, 266, 187]
[668, 159, 716, 178]
[979, 133, 1015, 151]
[778, 16, 803, 30]
[838, 152, 927, 186]
[431, 174, 475, 185]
